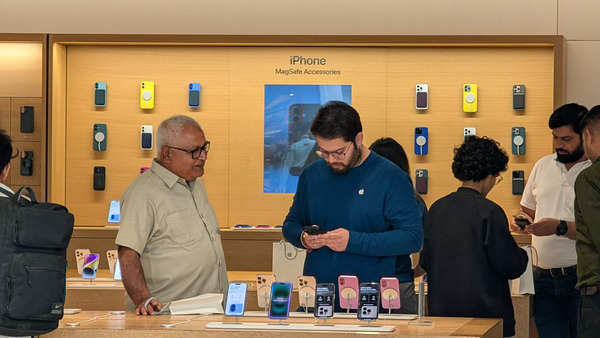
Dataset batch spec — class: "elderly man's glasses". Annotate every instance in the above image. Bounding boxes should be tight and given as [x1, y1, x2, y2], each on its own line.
[167, 141, 210, 159]
[315, 142, 353, 160]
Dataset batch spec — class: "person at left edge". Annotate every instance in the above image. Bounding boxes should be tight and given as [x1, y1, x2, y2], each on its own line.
[282, 101, 423, 311]
[115, 115, 228, 315]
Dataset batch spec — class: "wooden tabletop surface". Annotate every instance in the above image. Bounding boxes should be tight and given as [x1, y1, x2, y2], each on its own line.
[45, 311, 502, 338]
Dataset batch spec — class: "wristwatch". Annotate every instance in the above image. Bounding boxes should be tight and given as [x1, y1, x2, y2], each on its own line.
[556, 220, 568, 236]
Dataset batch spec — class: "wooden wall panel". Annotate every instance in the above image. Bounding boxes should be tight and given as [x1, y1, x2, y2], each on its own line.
[384, 47, 555, 212]
[0, 98, 9, 132]
[0, 43, 43, 97]
[65, 46, 230, 226]
[61, 44, 556, 227]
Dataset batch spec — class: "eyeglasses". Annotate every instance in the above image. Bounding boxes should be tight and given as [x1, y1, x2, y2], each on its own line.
[167, 141, 210, 159]
[315, 142, 353, 160]
[495, 175, 503, 185]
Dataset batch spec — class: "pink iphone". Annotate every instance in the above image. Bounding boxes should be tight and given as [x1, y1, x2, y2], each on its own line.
[380, 277, 401, 310]
[338, 275, 359, 310]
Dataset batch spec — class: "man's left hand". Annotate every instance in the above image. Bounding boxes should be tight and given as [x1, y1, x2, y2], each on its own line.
[526, 218, 559, 236]
[321, 228, 350, 252]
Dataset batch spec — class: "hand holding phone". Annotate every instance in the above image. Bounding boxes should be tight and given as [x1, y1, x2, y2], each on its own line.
[303, 225, 326, 235]
[511, 212, 532, 233]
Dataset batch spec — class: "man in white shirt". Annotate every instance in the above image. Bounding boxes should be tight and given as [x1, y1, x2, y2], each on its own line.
[0, 130, 15, 198]
[510, 103, 590, 338]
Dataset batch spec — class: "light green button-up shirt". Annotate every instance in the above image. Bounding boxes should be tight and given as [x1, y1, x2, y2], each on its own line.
[115, 160, 228, 311]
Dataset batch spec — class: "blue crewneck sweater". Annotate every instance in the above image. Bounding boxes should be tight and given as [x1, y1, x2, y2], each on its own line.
[283, 151, 423, 291]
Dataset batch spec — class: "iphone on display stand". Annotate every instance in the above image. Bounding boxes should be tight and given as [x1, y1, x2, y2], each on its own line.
[256, 274, 275, 313]
[357, 282, 380, 322]
[338, 275, 359, 313]
[314, 283, 335, 322]
[268, 282, 292, 321]
[297, 276, 316, 313]
[380, 277, 401, 315]
[225, 282, 248, 320]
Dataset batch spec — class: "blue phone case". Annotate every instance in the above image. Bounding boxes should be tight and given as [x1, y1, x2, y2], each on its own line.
[414, 127, 429, 155]
[189, 83, 201, 108]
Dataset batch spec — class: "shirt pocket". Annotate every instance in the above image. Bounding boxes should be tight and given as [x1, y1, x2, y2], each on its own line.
[164, 209, 203, 246]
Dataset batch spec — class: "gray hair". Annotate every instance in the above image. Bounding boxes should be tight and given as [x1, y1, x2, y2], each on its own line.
[156, 115, 202, 156]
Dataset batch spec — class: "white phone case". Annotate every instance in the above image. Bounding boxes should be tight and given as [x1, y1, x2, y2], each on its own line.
[106, 249, 118, 274]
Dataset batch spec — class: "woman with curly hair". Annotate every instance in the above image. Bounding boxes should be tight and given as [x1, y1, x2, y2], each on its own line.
[419, 136, 528, 338]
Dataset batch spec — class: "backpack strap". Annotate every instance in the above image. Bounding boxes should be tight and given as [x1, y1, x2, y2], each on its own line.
[15, 186, 37, 203]
[0, 185, 14, 198]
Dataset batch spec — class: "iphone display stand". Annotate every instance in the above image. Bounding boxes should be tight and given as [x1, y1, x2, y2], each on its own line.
[408, 278, 433, 326]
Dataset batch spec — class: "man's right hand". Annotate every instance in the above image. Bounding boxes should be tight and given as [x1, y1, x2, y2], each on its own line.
[509, 212, 533, 234]
[136, 297, 163, 315]
[301, 231, 326, 251]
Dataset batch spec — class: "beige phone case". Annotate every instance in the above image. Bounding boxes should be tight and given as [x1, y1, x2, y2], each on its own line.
[106, 250, 117, 274]
[297, 276, 316, 308]
[256, 274, 275, 308]
[75, 249, 91, 275]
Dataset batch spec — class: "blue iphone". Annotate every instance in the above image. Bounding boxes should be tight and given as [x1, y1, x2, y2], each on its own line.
[414, 127, 429, 155]
[225, 282, 248, 316]
[269, 282, 292, 320]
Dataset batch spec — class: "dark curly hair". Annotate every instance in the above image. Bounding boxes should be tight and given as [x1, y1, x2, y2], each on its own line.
[452, 136, 508, 182]
[310, 101, 362, 142]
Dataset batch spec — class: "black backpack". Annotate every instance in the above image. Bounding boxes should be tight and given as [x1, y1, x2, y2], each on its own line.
[0, 186, 74, 336]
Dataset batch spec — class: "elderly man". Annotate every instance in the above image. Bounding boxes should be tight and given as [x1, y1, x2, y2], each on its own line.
[116, 115, 228, 315]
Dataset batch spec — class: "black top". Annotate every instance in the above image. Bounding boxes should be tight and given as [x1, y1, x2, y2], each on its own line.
[420, 187, 528, 337]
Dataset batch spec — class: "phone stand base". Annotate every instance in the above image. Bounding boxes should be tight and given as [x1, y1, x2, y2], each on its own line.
[206, 322, 395, 332]
[408, 319, 434, 326]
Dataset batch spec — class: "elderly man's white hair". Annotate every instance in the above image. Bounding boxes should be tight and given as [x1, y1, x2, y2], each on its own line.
[156, 115, 203, 156]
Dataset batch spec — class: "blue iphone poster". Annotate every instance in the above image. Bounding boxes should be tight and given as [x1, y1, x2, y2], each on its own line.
[264, 84, 351, 193]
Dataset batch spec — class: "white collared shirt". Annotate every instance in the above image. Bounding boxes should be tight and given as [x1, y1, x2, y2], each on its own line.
[521, 153, 591, 268]
[0, 182, 13, 198]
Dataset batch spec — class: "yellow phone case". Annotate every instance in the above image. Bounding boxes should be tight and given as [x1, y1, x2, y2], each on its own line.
[140, 81, 155, 109]
[462, 83, 478, 113]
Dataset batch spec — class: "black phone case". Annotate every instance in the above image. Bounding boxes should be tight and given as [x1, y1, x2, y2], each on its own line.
[20, 106, 34, 133]
[20, 151, 33, 176]
[93, 166, 106, 191]
[512, 170, 525, 195]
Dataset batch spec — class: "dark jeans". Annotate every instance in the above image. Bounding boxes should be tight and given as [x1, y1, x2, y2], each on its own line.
[533, 267, 579, 338]
[578, 290, 600, 338]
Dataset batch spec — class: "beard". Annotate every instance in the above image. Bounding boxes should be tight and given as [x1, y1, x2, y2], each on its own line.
[328, 145, 361, 175]
[556, 143, 585, 164]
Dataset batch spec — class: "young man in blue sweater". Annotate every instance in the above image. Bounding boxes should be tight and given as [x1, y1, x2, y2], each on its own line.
[282, 101, 423, 312]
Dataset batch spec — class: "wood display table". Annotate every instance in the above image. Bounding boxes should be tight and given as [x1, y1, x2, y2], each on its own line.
[45, 311, 502, 338]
